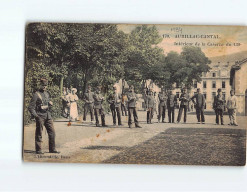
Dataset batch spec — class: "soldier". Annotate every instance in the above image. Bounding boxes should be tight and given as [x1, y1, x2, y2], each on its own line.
[146, 89, 155, 124]
[121, 90, 128, 116]
[177, 88, 190, 123]
[83, 85, 94, 122]
[226, 89, 238, 126]
[93, 86, 107, 127]
[191, 88, 205, 124]
[158, 88, 167, 123]
[61, 87, 70, 118]
[108, 86, 122, 126]
[213, 88, 225, 125]
[167, 90, 177, 123]
[127, 85, 142, 128]
[28, 78, 59, 154]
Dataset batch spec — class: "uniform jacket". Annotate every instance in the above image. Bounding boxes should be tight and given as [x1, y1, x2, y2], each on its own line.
[191, 93, 205, 109]
[127, 91, 138, 108]
[179, 93, 190, 106]
[146, 95, 155, 108]
[108, 92, 121, 108]
[226, 95, 237, 110]
[93, 93, 104, 109]
[84, 91, 94, 104]
[158, 93, 167, 107]
[167, 94, 177, 108]
[213, 95, 225, 110]
[28, 90, 52, 119]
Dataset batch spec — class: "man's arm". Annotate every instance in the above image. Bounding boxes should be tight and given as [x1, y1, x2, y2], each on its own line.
[28, 93, 38, 118]
[190, 95, 196, 104]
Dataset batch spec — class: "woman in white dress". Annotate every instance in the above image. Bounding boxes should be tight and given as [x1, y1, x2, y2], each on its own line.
[69, 88, 79, 121]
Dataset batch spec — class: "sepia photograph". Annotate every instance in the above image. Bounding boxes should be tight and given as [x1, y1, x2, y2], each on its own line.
[23, 23, 246, 166]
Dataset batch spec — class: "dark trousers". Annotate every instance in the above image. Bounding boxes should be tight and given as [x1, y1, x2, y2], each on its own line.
[147, 108, 154, 123]
[121, 103, 128, 116]
[177, 105, 188, 122]
[111, 106, 122, 125]
[128, 107, 139, 126]
[215, 109, 224, 124]
[168, 107, 175, 123]
[35, 117, 56, 152]
[158, 104, 166, 121]
[196, 107, 205, 122]
[94, 108, 105, 126]
[83, 103, 94, 121]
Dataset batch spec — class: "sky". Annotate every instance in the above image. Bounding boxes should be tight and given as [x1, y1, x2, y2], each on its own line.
[118, 24, 247, 58]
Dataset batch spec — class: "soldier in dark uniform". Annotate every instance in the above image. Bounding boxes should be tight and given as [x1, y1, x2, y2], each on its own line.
[83, 85, 94, 122]
[213, 88, 224, 125]
[28, 78, 59, 154]
[146, 89, 155, 124]
[108, 86, 122, 126]
[167, 90, 177, 123]
[127, 85, 142, 128]
[191, 88, 206, 124]
[158, 89, 167, 123]
[93, 86, 107, 127]
[177, 88, 190, 123]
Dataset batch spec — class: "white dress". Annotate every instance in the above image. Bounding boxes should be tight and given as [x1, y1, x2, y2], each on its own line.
[69, 94, 79, 120]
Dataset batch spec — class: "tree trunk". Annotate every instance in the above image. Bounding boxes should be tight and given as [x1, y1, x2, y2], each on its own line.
[60, 76, 64, 96]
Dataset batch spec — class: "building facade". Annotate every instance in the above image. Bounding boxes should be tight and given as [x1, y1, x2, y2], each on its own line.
[172, 62, 231, 110]
[230, 59, 247, 115]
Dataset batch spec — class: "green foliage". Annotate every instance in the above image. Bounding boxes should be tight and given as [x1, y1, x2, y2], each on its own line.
[24, 23, 211, 125]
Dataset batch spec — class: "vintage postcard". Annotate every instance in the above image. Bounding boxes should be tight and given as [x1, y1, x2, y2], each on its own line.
[23, 23, 246, 165]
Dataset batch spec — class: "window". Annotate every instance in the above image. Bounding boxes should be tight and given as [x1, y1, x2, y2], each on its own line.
[176, 92, 180, 98]
[212, 92, 216, 100]
[212, 72, 216, 77]
[212, 81, 216, 88]
[222, 81, 226, 88]
[203, 81, 207, 88]
[193, 81, 197, 88]
[203, 93, 207, 99]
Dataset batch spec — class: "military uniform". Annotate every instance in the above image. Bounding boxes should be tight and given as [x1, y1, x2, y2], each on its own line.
[28, 90, 56, 153]
[93, 92, 106, 127]
[226, 94, 238, 125]
[158, 92, 167, 122]
[127, 90, 141, 128]
[121, 94, 128, 116]
[167, 94, 177, 123]
[108, 92, 122, 125]
[83, 90, 94, 121]
[177, 92, 190, 123]
[213, 94, 224, 125]
[191, 92, 205, 123]
[146, 94, 155, 124]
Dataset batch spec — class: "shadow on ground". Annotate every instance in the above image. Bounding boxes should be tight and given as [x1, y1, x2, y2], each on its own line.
[102, 127, 246, 166]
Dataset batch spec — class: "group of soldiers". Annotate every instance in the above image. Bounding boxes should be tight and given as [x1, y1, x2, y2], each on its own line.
[145, 88, 206, 124]
[28, 78, 238, 154]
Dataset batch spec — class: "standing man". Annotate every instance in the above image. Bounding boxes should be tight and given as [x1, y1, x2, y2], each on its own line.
[93, 86, 107, 127]
[127, 85, 142, 128]
[226, 89, 238, 126]
[108, 86, 122, 126]
[167, 90, 177, 123]
[61, 87, 70, 118]
[213, 88, 225, 125]
[146, 89, 155, 124]
[177, 88, 190, 123]
[28, 78, 59, 154]
[191, 88, 205, 124]
[158, 89, 167, 123]
[83, 85, 94, 122]
[121, 90, 128, 116]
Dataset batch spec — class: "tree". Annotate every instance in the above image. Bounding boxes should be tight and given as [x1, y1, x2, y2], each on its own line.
[123, 25, 164, 92]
